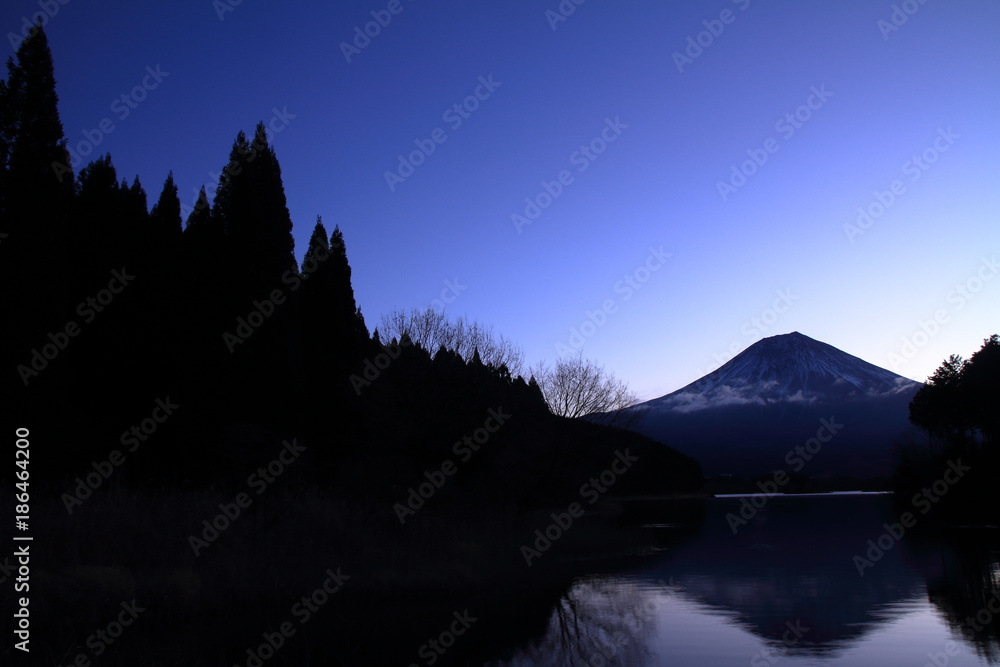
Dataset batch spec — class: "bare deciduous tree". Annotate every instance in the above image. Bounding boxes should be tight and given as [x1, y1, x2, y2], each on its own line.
[531, 353, 639, 427]
[377, 307, 524, 376]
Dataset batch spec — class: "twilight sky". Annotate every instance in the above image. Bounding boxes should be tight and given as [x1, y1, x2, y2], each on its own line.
[6, 0, 998, 401]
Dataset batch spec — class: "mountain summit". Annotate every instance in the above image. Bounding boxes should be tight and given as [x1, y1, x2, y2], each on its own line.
[646, 332, 919, 414]
[623, 333, 923, 480]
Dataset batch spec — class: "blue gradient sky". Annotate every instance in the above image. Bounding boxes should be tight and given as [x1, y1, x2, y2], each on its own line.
[6, 1, 998, 400]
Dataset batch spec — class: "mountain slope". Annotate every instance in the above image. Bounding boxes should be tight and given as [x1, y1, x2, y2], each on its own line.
[623, 332, 922, 480]
[644, 332, 918, 414]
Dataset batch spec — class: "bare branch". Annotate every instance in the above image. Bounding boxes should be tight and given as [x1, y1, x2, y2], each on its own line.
[531, 353, 639, 427]
[378, 307, 524, 376]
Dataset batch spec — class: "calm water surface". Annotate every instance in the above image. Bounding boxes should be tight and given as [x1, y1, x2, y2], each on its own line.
[493, 493, 1000, 666]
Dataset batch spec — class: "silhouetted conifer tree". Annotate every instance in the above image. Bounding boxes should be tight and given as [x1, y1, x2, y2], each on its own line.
[963, 334, 1000, 447]
[202, 124, 301, 432]
[302, 217, 329, 276]
[910, 354, 970, 450]
[3, 25, 73, 214]
[901, 335, 1000, 522]
[124, 176, 148, 222]
[912, 335, 1000, 450]
[150, 172, 182, 245]
[213, 123, 296, 303]
[300, 220, 372, 434]
[142, 173, 184, 382]
[183, 187, 221, 261]
[70, 156, 145, 291]
[329, 226, 369, 344]
[0, 25, 73, 385]
[178, 186, 226, 352]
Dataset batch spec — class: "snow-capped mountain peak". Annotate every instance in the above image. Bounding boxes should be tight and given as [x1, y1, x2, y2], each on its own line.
[643, 332, 920, 414]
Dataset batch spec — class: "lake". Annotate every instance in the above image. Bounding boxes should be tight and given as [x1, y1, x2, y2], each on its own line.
[489, 493, 1000, 667]
[31, 490, 1000, 666]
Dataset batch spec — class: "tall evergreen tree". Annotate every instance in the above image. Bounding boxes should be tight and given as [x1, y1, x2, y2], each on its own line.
[182, 187, 224, 276]
[210, 130, 247, 233]
[202, 124, 302, 431]
[328, 225, 369, 344]
[302, 216, 329, 277]
[122, 176, 151, 262]
[4, 25, 73, 210]
[150, 172, 182, 255]
[0, 25, 73, 382]
[124, 176, 148, 220]
[184, 187, 214, 237]
[70, 156, 145, 288]
[176, 187, 226, 384]
[300, 223, 368, 355]
[912, 336, 1000, 450]
[963, 334, 1000, 447]
[149, 172, 181, 242]
[300, 220, 371, 436]
[909, 354, 969, 449]
[212, 123, 296, 302]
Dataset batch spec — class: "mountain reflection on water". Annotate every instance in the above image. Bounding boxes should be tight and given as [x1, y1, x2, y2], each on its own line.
[490, 493, 1000, 666]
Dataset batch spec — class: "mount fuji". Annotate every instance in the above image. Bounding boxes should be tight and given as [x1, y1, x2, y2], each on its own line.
[622, 332, 923, 481]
